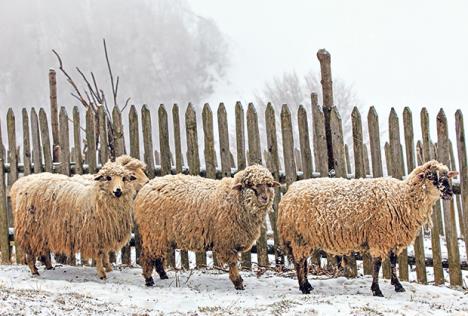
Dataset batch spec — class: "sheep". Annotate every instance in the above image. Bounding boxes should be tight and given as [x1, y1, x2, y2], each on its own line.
[134, 164, 279, 290]
[11, 161, 138, 279]
[277, 160, 457, 297]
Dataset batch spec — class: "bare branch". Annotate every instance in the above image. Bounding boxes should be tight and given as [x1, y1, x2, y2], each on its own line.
[103, 39, 117, 107]
[121, 97, 131, 112]
[52, 49, 89, 108]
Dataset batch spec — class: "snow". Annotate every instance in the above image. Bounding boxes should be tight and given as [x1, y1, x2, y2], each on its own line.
[0, 264, 467, 315]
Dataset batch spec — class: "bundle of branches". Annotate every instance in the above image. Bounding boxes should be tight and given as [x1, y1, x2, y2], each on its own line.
[52, 39, 130, 161]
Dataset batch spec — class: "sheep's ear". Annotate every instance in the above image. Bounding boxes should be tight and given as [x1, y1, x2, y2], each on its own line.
[448, 171, 458, 178]
[232, 183, 243, 191]
[94, 175, 103, 181]
[417, 172, 425, 180]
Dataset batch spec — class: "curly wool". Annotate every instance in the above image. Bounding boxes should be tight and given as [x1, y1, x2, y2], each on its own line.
[134, 164, 276, 264]
[278, 160, 448, 260]
[12, 162, 135, 261]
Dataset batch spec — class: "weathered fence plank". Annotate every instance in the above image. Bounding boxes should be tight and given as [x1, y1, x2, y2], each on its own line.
[31, 108, 42, 174]
[98, 106, 109, 165]
[388, 108, 408, 281]
[455, 110, 468, 262]
[172, 104, 188, 269]
[185, 103, 205, 268]
[344, 144, 352, 175]
[281, 105, 297, 185]
[86, 108, 97, 174]
[73, 107, 83, 175]
[247, 103, 268, 267]
[0, 120, 10, 263]
[142, 105, 155, 179]
[21, 109, 32, 176]
[298, 105, 313, 179]
[39, 109, 53, 173]
[436, 109, 462, 287]
[368, 107, 391, 278]
[311, 95, 328, 176]
[265, 103, 282, 265]
[7, 109, 18, 187]
[218, 103, 231, 178]
[403, 107, 427, 284]
[329, 108, 347, 178]
[351, 107, 371, 275]
[420, 107, 444, 285]
[449, 141, 464, 239]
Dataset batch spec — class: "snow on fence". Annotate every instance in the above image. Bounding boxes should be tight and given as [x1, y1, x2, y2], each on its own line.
[0, 71, 467, 288]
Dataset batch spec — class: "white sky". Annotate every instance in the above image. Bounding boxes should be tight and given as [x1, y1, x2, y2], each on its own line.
[191, 0, 468, 124]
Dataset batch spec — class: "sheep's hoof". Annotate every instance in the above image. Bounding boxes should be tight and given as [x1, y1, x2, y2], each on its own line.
[159, 273, 168, 280]
[45, 266, 54, 270]
[394, 285, 406, 293]
[99, 275, 107, 280]
[372, 290, 384, 297]
[234, 283, 245, 290]
[145, 277, 155, 287]
[31, 271, 40, 277]
[300, 282, 313, 294]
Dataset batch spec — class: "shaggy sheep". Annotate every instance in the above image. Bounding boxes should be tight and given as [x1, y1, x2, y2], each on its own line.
[278, 160, 457, 296]
[134, 164, 279, 290]
[11, 161, 137, 279]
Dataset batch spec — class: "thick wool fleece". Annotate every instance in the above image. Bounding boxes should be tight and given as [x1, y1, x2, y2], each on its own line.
[11, 162, 135, 277]
[278, 160, 449, 261]
[135, 164, 277, 264]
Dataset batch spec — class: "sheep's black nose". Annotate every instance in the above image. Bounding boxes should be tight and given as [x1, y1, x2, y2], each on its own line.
[114, 188, 122, 198]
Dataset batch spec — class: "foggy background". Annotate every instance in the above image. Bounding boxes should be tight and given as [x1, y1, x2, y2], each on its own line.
[0, 0, 467, 172]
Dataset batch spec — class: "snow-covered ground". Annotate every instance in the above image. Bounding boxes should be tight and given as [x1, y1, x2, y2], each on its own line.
[0, 264, 467, 315]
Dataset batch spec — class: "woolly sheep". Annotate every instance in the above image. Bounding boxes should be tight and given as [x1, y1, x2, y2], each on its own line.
[278, 160, 457, 296]
[134, 164, 279, 290]
[11, 161, 138, 279]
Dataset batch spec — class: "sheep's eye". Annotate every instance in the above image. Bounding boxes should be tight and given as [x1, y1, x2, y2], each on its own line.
[130, 175, 137, 181]
[106, 176, 112, 181]
[251, 187, 259, 195]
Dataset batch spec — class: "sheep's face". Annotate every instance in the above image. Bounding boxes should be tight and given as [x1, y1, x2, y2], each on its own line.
[94, 163, 136, 198]
[249, 183, 276, 206]
[418, 165, 458, 200]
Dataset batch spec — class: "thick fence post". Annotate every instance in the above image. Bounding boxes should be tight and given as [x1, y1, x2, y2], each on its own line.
[403, 107, 427, 284]
[317, 49, 335, 171]
[455, 110, 468, 262]
[388, 108, 408, 281]
[247, 103, 269, 267]
[98, 106, 109, 166]
[39, 109, 53, 173]
[344, 144, 352, 175]
[420, 108, 444, 285]
[22, 109, 32, 176]
[49, 69, 59, 162]
[298, 105, 313, 179]
[436, 109, 462, 287]
[218, 103, 231, 178]
[0, 120, 10, 263]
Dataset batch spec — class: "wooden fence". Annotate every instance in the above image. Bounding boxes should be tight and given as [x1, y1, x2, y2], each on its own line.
[0, 99, 466, 286]
[0, 66, 467, 288]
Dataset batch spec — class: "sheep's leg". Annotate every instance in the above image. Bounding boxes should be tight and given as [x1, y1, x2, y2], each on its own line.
[40, 252, 53, 270]
[228, 259, 244, 290]
[103, 251, 113, 272]
[371, 257, 384, 297]
[25, 249, 39, 276]
[154, 257, 168, 280]
[141, 251, 155, 286]
[295, 257, 313, 294]
[95, 251, 107, 280]
[389, 251, 405, 293]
